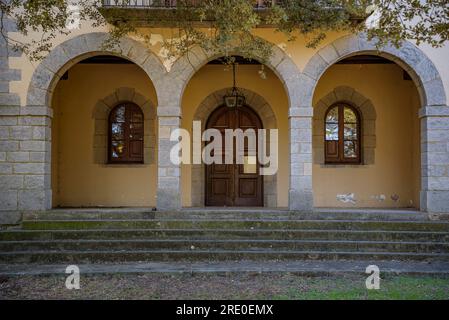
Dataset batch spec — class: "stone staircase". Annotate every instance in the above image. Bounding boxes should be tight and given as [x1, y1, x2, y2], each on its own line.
[1, 209, 449, 264]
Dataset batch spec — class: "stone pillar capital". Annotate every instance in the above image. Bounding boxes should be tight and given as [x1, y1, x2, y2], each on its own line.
[157, 106, 182, 118]
[289, 107, 314, 118]
[419, 105, 449, 118]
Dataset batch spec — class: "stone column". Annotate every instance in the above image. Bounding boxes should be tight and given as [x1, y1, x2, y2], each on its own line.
[420, 105, 449, 213]
[15, 111, 52, 212]
[0, 35, 20, 224]
[157, 106, 182, 210]
[0, 106, 52, 223]
[289, 107, 314, 211]
[1, 19, 53, 224]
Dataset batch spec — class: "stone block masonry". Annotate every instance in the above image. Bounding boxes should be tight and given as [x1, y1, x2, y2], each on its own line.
[0, 22, 17, 223]
[420, 106, 449, 213]
[157, 107, 182, 210]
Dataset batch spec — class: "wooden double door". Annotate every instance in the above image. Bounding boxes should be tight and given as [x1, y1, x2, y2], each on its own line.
[205, 105, 263, 207]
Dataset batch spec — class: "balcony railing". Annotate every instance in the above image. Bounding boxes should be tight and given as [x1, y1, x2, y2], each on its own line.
[102, 1, 188, 8]
[99, 1, 286, 26]
[101, 0, 279, 9]
[99, 1, 365, 26]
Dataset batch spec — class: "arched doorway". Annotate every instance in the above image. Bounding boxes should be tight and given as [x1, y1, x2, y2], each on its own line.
[190, 87, 280, 208]
[205, 105, 264, 207]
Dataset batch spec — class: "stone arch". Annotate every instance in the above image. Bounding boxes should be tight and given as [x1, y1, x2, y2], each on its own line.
[24, 32, 166, 210]
[303, 34, 449, 213]
[302, 33, 446, 108]
[190, 88, 278, 207]
[26, 32, 166, 109]
[167, 42, 303, 111]
[313, 86, 377, 165]
[92, 87, 156, 165]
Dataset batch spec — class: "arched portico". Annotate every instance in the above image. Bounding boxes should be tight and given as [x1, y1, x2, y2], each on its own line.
[302, 34, 446, 107]
[302, 34, 449, 212]
[21, 32, 449, 213]
[23, 32, 166, 210]
[161, 42, 310, 210]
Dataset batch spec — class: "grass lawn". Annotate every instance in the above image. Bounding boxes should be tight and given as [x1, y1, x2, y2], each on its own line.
[1, 273, 448, 300]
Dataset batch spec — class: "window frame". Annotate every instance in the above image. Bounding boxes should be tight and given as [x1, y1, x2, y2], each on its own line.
[324, 102, 362, 165]
[108, 102, 144, 164]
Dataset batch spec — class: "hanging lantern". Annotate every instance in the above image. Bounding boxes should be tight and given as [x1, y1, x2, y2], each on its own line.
[224, 62, 246, 108]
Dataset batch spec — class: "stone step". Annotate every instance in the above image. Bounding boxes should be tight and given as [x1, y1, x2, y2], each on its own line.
[1, 249, 448, 264]
[2, 260, 449, 276]
[23, 211, 157, 221]
[164, 209, 431, 221]
[7, 212, 449, 266]
[1, 239, 448, 253]
[22, 209, 433, 221]
[2, 229, 448, 242]
[21, 219, 449, 232]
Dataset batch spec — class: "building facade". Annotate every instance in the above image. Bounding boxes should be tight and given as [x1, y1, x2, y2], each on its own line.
[1, 5, 449, 224]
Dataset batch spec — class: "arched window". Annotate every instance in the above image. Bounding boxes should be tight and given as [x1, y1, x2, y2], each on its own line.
[108, 103, 144, 164]
[325, 103, 361, 164]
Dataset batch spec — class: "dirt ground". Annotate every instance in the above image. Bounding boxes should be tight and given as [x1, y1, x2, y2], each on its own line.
[1, 273, 449, 300]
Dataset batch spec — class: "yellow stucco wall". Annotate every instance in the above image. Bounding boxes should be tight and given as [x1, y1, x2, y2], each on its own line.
[52, 62, 291, 208]
[179, 62, 421, 209]
[313, 63, 421, 208]
[50, 59, 421, 209]
[52, 63, 158, 207]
